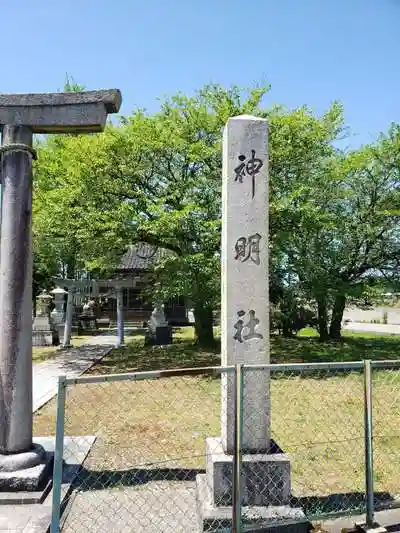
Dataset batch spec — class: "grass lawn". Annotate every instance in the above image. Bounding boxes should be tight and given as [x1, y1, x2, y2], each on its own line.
[80, 326, 400, 374]
[33, 327, 400, 517]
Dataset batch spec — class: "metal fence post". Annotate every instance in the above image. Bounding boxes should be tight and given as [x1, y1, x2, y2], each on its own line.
[50, 376, 67, 533]
[233, 363, 244, 533]
[364, 360, 375, 528]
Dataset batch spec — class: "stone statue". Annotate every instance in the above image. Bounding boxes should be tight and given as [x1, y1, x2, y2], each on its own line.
[149, 305, 168, 332]
[80, 299, 97, 331]
[81, 300, 94, 316]
[145, 304, 172, 346]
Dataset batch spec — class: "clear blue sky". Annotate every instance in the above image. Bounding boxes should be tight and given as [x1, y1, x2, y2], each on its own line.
[2, 0, 399, 147]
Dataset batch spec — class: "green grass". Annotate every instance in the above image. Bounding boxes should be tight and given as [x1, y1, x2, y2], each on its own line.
[299, 326, 400, 341]
[88, 327, 220, 374]
[88, 326, 400, 374]
[33, 327, 400, 518]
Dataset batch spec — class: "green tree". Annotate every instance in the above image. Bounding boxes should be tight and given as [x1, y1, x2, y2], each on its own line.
[281, 135, 400, 340]
[267, 99, 345, 338]
[33, 83, 355, 346]
[32, 76, 88, 296]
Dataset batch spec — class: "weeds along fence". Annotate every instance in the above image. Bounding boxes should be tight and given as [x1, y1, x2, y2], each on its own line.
[45, 360, 400, 533]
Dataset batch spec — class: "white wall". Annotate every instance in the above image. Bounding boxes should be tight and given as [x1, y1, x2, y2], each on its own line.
[343, 307, 400, 325]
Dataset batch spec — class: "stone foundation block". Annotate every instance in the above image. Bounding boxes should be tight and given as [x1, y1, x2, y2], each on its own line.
[0, 452, 52, 492]
[206, 437, 291, 507]
[32, 331, 53, 346]
[196, 474, 308, 533]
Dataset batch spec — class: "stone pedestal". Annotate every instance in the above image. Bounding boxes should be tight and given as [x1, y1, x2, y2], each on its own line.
[204, 438, 290, 507]
[32, 315, 54, 346]
[145, 325, 173, 346]
[0, 444, 52, 492]
[196, 475, 307, 533]
[196, 438, 305, 532]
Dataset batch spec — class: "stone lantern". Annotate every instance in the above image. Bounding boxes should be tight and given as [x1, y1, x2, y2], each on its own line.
[50, 286, 68, 344]
[50, 286, 67, 325]
[36, 289, 52, 317]
[32, 290, 55, 346]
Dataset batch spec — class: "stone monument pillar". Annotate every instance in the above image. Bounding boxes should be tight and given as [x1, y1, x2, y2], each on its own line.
[196, 116, 302, 530]
[0, 89, 121, 486]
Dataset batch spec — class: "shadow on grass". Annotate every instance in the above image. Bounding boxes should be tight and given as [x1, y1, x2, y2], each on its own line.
[86, 328, 400, 375]
[294, 492, 393, 518]
[89, 338, 221, 374]
[271, 335, 400, 364]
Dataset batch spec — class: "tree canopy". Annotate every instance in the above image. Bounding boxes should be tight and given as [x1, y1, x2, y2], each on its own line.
[32, 83, 400, 345]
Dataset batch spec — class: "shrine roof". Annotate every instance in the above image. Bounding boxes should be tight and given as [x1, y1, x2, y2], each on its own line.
[117, 243, 165, 271]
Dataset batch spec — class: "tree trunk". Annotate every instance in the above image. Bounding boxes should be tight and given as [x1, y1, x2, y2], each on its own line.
[194, 303, 215, 348]
[282, 318, 293, 338]
[317, 297, 329, 341]
[329, 294, 346, 340]
[66, 256, 76, 279]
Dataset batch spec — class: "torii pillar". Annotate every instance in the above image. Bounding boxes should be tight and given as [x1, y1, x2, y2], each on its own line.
[0, 90, 121, 477]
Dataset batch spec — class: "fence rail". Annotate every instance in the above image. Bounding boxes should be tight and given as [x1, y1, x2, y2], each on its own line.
[46, 360, 400, 533]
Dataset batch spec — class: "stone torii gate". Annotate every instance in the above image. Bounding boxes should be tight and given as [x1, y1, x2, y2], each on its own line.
[0, 90, 121, 482]
[54, 277, 142, 348]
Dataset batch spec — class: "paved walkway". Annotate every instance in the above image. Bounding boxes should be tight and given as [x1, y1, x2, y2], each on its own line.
[32, 334, 117, 412]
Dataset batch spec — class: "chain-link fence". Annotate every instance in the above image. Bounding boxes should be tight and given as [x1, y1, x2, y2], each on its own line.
[47, 361, 400, 533]
[372, 361, 400, 513]
[48, 367, 234, 533]
[240, 363, 367, 532]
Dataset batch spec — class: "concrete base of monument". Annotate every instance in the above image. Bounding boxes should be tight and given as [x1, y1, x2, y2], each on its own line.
[205, 437, 291, 506]
[0, 443, 52, 493]
[196, 437, 308, 532]
[32, 330, 54, 346]
[33, 315, 57, 346]
[196, 474, 309, 533]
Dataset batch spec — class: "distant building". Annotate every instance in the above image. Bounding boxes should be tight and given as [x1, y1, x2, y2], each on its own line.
[107, 243, 188, 325]
[55, 243, 189, 326]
